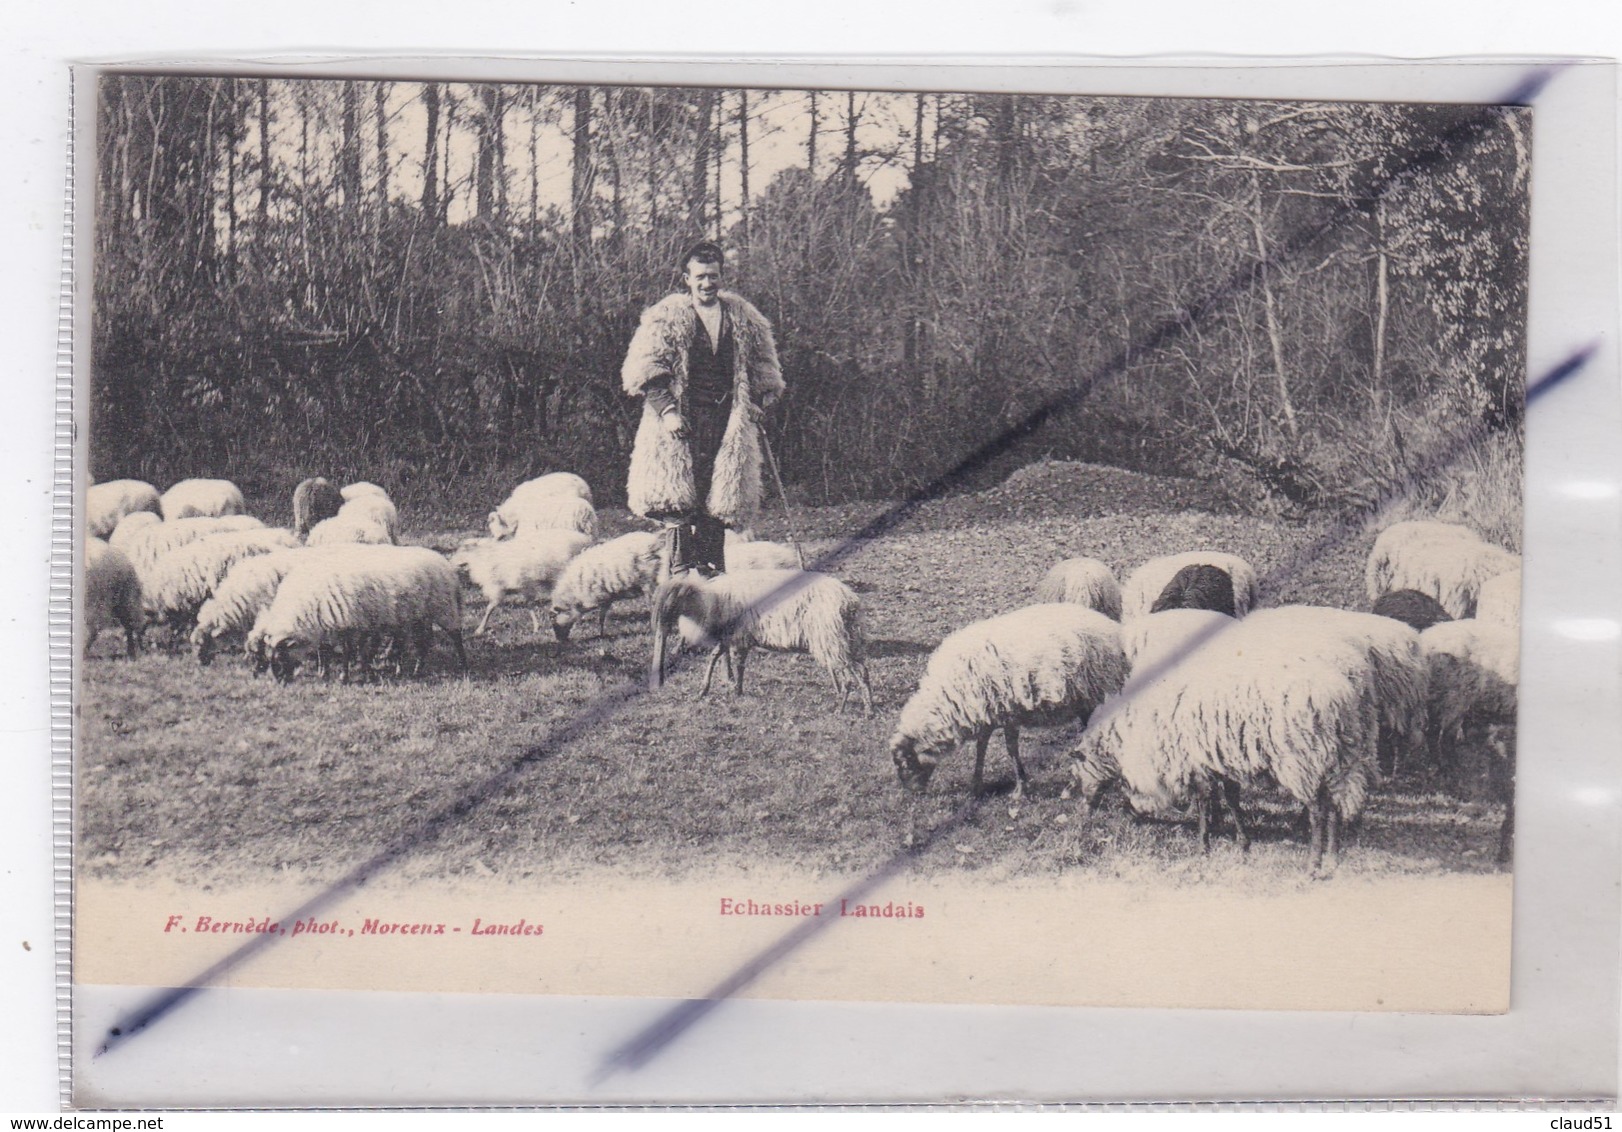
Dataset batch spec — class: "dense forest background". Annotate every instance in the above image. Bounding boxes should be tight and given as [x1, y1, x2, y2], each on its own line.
[91, 76, 1529, 515]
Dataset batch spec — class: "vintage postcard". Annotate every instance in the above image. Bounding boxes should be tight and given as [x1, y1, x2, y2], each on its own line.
[68, 56, 1619, 1106]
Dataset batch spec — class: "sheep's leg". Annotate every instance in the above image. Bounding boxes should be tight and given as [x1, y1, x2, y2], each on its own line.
[1220, 776, 1250, 854]
[859, 664, 874, 717]
[699, 644, 726, 697]
[970, 732, 991, 798]
[1004, 727, 1027, 799]
[1325, 801, 1341, 872]
[1307, 791, 1326, 875]
[598, 603, 611, 638]
[528, 607, 543, 634]
[1194, 780, 1213, 854]
[732, 646, 750, 695]
[474, 593, 503, 636]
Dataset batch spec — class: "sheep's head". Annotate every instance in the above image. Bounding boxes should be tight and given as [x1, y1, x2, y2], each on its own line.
[268, 635, 307, 683]
[889, 734, 939, 793]
[551, 608, 575, 641]
[1067, 737, 1118, 815]
[191, 626, 215, 667]
[487, 511, 516, 540]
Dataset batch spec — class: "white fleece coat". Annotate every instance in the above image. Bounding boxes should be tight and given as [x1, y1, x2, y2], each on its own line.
[620, 290, 785, 527]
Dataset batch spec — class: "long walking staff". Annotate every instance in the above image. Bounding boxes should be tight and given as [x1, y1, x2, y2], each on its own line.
[759, 431, 807, 570]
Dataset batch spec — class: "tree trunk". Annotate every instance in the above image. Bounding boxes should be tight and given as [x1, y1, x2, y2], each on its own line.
[421, 82, 440, 223]
[844, 91, 858, 183]
[737, 89, 750, 252]
[256, 79, 272, 224]
[688, 88, 715, 234]
[374, 81, 390, 209]
[340, 81, 361, 209]
[807, 90, 818, 176]
[1249, 171, 1299, 445]
[571, 87, 594, 245]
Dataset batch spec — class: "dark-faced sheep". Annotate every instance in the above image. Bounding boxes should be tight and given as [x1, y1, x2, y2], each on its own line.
[1372, 588, 1454, 633]
[1122, 552, 1258, 620]
[292, 477, 344, 538]
[1148, 563, 1236, 617]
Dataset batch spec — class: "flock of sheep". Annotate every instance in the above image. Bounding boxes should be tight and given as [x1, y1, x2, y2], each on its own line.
[84, 470, 1520, 877]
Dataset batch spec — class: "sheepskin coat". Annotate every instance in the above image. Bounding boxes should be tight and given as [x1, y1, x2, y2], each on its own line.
[621, 291, 785, 527]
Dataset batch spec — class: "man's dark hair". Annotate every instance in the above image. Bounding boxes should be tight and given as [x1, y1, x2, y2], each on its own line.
[682, 241, 724, 270]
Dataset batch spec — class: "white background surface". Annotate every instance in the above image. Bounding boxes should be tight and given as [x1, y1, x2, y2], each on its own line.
[5, 0, 1622, 1113]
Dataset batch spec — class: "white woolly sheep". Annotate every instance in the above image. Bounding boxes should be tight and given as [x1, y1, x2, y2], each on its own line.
[1071, 605, 1423, 873]
[144, 528, 302, 638]
[1121, 552, 1259, 620]
[87, 480, 161, 539]
[1475, 569, 1521, 630]
[1033, 557, 1122, 621]
[307, 512, 393, 547]
[1364, 520, 1518, 618]
[292, 477, 344, 538]
[651, 568, 873, 713]
[190, 546, 351, 664]
[451, 529, 593, 634]
[253, 545, 467, 682]
[487, 492, 597, 542]
[1419, 618, 1518, 861]
[119, 515, 267, 597]
[505, 472, 593, 508]
[159, 478, 246, 521]
[340, 481, 391, 503]
[107, 509, 163, 549]
[723, 529, 802, 571]
[1121, 608, 1234, 670]
[550, 531, 664, 640]
[85, 537, 144, 659]
[889, 603, 1127, 797]
[1371, 588, 1454, 633]
[333, 493, 400, 543]
[1148, 562, 1236, 617]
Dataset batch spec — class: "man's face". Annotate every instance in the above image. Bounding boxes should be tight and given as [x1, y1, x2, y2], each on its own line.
[684, 259, 722, 305]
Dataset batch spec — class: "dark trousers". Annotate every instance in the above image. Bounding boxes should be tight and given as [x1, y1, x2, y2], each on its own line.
[666, 514, 727, 577]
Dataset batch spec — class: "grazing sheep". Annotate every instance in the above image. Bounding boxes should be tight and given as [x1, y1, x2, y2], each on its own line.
[1419, 618, 1518, 862]
[651, 568, 873, 713]
[1071, 608, 1398, 874]
[306, 512, 393, 547]
[159, 478, 246, 522]
[253, 546, 467, 682]
[505, 472, 594, 508]
[107, 509, 162, 549]
[292, 477, 344, 538]
[487, 492, 597, 542]
[723, 529, 801, 572]
[1364, 520, 1519, 618]
[1372, 588, 1454, 633]
[550, 531, 664, 640]
[889, 604, 1127, 797]
[1148, 563, 1236, 617]
[87, 480, 161, 539]
[144, 528, 302, 639]
[1475, 569, 1521, 630]
[190, 546, 350, 664]
[1121, 608, 1234, 669]
[1033, 557, 1122, 621]
[340, 481, 391, 502]
[1121, 552, 1259, 620]
[332, 493, 399, 543]
[452, 529, 593, 634]
[85, 538, 144, 658]
[119, 516, 267, 595]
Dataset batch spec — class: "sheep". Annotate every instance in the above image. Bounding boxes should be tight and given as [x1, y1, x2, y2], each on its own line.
[1072, 609, 1399, 874]
[87, 480, 161, 539]
[292, 477, 344, 538]
[190, 546, 350, 664]
[107, 509, 162, 550]
[1364, 520, 1519, 618]
[1475, 569, 1521, 630]
[340, 481, 391, 503]
[306, 512, 393, 547]
[1419, 619, 1518, 862]
[550, 531, 665, 640]
[252, 546, 467, 682]
[1372, 588, 1454, 632]
[1121, 552, 1259, 620]
[1033, 557, 1122, 621]
[889, 604, 1127, 798]
[1121, 608, 1233, 669]
[159, 478, 246, 521]
[143, 528, 302, 640]
[487, 492, 597, 542]
[119, 515, 267, 594]
[723, 529, 802, 572]
[651, 568, 873, 713]
[85, 538, 144, 659]
[451, 529, 593, 634]
[332, 493, 400, 543]
[1148, 563, 1236, 617]
[506, 472, 594, 507]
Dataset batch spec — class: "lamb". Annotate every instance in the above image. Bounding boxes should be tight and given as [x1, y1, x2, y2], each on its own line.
[451, 529, 593, 634]
[651, 568, 873, 713]
[1372, 588, 1454, 632]
[292, 477, 344, 538]
[550, 531, 665, 640]
[1364, 520, 1519, 618]
[143, 528, 302, 639]
[159, 478, 246, 521]
[251, 545, 467, 682]
[1475, 569, 1521, 630]
[87, 479, 161, 539]
[487, 492, 597, 542]
[1121, 552, 1259, 620]
[1148, 563, 1236, 617]
[119, 515, 267, 594]
[306, 511, 393, 547]
[889, 604, 1127, 797]
[85, 538, 144, 659]
[1071, 605, 1424, 873]
[1033, 557, 1122, 621]
[723, 528, 802, 571]
[107, 509, 162, 549]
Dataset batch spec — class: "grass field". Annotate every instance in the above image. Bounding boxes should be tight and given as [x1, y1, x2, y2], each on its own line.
[79, 461, 1512, 889]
